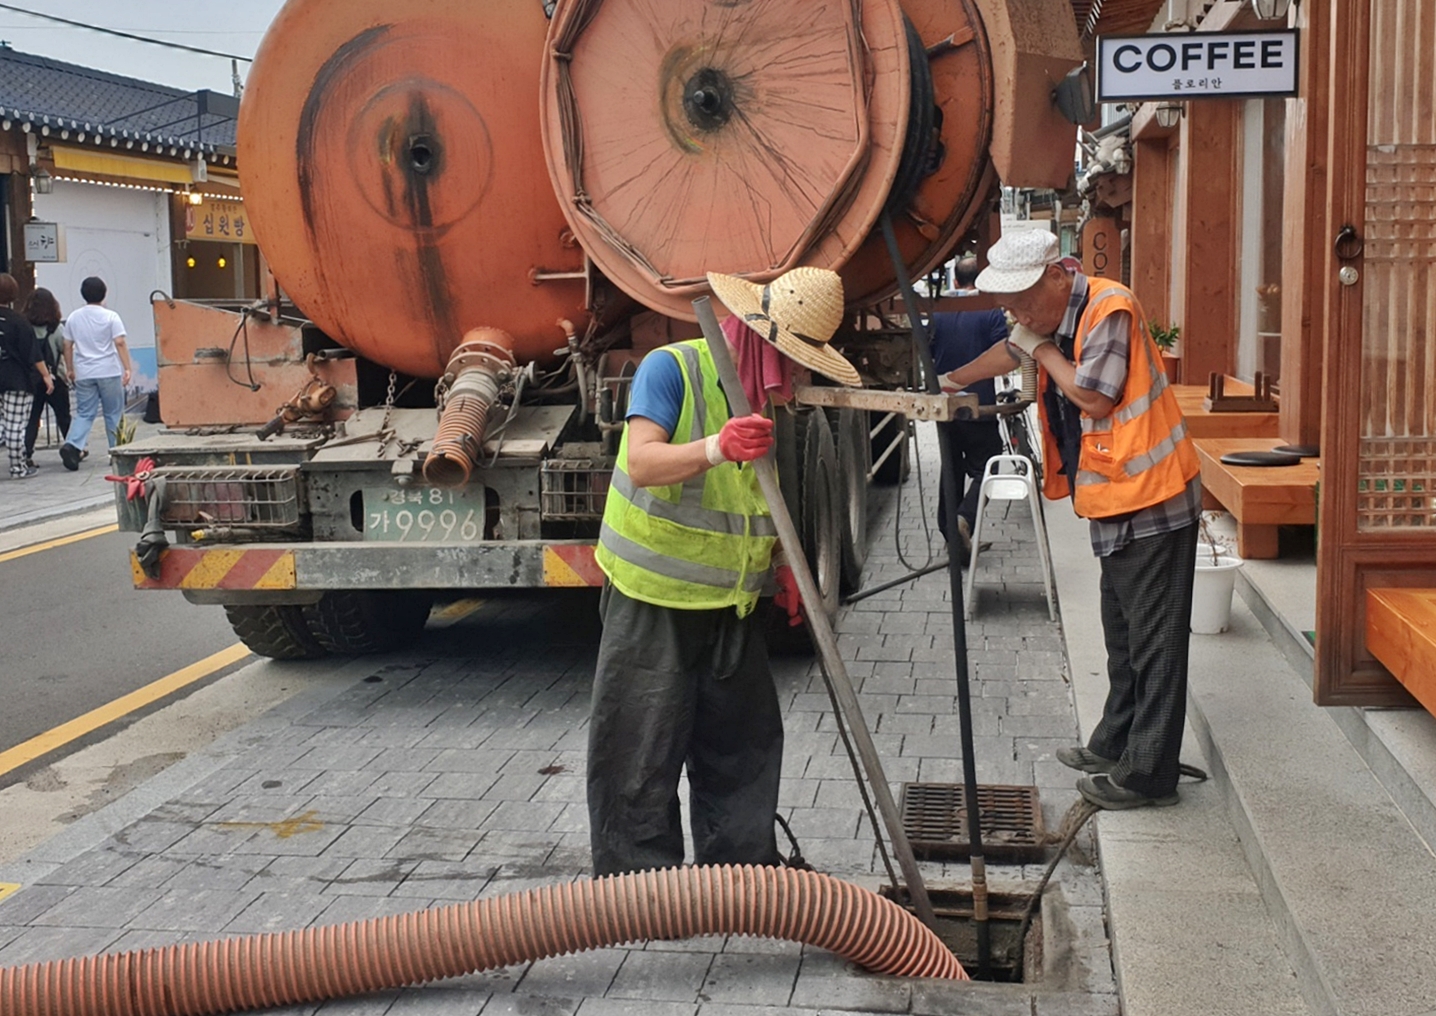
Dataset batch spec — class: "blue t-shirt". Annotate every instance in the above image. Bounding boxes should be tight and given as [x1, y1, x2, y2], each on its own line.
[625, 349, 685, 436]
[928, 308, 1008, 406]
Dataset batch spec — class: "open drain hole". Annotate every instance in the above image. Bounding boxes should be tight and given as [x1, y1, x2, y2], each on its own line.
[881, 886, 1040, 983]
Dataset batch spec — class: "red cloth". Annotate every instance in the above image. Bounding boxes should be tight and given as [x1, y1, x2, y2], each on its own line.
[722, 315, 792, 413]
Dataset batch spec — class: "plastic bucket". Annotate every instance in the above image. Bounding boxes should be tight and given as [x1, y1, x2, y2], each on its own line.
[1191, 554, 1243, 634]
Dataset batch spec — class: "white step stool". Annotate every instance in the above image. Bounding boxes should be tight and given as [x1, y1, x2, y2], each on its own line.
[964, 454, 1056, 621]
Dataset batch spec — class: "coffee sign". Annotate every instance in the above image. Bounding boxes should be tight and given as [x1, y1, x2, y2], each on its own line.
[1097, 30, 1298, 102]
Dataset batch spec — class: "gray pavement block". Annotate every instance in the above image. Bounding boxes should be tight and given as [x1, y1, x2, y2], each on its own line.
[386, 985, 491, 1015]
[385, 827, 482, 863]
[578, 1000, 697, 1016]
[700, 952, 800, 1007]
[519, 948, 627, 999]
[224, 890, 334, 933]
[909, 980, 1035, 1016]
[486, 801, 566, 830]
[791, 951, 908, 1012]
[163, 855, 270, 892]
[483, 992, 577, 1016]
[416, 799, 499, 832]
[392, 860, 495, 901]
[483, 775, 553, 803]
[30, 884, 161, 928]
[0, 922, 120, 966]
[422, 772, 501, 799]
[30, 845, 141, 887]
[783, 807, 861, 840]
[130, 886, 259, 932]
[325, 858, 419, 897]
[697, 1005, 810, 1016]
[532, 777, 587, 805]
[368, 771, 443, 798]
[316, 893, 437, 926]
[606, 949, 713, 1002]
[309, 990, 403, 1014]
[366, 748, 445, 772]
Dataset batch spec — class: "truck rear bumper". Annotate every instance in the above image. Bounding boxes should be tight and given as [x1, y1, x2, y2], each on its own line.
[131, 540, 605, 600]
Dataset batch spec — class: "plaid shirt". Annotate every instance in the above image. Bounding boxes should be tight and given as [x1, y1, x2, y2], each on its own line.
[1052, 273, 1201, 557]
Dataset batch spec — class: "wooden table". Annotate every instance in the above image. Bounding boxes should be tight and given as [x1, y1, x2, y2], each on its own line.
[1173, 383, 1280, 440]
[1193, 438, 1319, 559]
[1366, 588, 1436, 719]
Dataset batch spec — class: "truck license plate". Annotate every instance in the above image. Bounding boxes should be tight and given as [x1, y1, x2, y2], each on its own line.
[363, 487, 485, 542]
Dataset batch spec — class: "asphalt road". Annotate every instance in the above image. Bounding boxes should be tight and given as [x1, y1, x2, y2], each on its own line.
[0, 521, 244, 773]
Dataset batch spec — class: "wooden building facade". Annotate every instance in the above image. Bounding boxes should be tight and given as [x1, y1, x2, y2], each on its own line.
[1113, 0, 1436, 710]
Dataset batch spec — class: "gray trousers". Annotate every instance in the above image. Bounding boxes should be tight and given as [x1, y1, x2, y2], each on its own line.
[587, 585, 784, 876]
[1088, 522, 1198, 797]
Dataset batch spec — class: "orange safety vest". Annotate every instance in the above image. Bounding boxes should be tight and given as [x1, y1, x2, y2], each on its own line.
[1037, 277, 1199, 518]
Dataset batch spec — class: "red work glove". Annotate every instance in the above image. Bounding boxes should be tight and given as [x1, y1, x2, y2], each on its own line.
[773, 564, 804, 627]
[714, 413, 774, 463]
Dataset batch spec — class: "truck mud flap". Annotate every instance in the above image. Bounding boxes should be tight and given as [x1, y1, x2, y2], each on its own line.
[131, 542, 604, 591]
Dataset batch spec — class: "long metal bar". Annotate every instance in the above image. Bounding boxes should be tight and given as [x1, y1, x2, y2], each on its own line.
[879, 210, 991, 976]
[693, 296, 938, 933]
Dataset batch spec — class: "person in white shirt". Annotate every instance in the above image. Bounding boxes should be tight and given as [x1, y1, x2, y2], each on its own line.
[60, 276, 131, 471]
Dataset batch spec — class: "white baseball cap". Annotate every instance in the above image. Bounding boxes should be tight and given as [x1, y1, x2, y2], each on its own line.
[975, 231, 1061, 294]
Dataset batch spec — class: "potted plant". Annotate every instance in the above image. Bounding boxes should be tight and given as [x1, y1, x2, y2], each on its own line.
[1192, 512, 1244, 634]
[1148, 320, 1181, 384]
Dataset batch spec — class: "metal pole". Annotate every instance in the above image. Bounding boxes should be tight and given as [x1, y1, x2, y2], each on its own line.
[694, 296, 938, 933]
[879, 210, 991, 976]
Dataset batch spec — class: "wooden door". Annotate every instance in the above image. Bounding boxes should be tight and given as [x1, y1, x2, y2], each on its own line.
[1315, 0, 1436, 705]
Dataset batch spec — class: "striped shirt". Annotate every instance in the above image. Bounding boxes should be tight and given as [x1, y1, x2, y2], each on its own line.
[1055, 273, 1201, 557]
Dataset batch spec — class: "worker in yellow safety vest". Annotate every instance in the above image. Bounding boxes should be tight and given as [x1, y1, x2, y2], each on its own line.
[942, 230, 1203, 811]
[589, 266, 860, 876]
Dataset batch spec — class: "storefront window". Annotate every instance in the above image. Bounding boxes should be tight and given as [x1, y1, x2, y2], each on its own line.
[1236, 98, 1285, 384]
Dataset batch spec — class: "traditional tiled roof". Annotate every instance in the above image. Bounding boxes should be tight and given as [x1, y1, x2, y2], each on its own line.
[0, 44, 237, 155]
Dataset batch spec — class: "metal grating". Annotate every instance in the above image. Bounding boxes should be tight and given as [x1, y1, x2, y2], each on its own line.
[899, 783, 1047, 863]
[154, 466, 302, 528]
[540, 459, 613, 520]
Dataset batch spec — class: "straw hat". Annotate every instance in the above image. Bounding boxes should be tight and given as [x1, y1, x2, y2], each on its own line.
[975, 230, 1061, 294]
[706, 267, 861, 387]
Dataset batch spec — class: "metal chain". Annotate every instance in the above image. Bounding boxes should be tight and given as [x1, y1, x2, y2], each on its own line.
[376, 370, 398, 459]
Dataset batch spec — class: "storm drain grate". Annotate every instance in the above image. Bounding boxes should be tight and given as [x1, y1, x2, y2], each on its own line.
[899, 783, 1046, 863]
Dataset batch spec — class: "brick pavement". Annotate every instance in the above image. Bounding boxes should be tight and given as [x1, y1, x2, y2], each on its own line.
[0, 427, 1118, 1015]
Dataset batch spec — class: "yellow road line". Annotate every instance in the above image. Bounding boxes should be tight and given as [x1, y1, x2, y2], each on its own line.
[429, 597, 486, 629]
[0, 643, 252, 779]
[0, 883, 19, 903]
[0, 523, 118, 564]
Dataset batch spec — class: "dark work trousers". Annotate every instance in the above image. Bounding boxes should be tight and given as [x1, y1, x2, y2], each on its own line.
[24, 378, 71, 457]
[936, 418, 1006, 536]
[587, 584, 784, 877]
[1087, 522, 1199, 797]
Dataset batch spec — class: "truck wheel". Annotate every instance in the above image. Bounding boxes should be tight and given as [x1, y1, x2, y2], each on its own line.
[223, 604, 328, 660]
[301, 591, 435, 655]
[798, 409, 842, 621]
[829, 407, 871, 592]
[870, 411, 910, 485]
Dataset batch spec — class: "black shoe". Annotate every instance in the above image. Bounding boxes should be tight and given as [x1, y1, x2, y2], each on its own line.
[23, 457, 36, 470]
[59, 443, 80, 471]
[13, 465, 39, 479]
[1077, 774, 1179, 810]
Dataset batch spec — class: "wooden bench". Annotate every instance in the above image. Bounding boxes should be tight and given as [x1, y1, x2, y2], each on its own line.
[1366, 588, 1436, 718]
[1193, 438, 1319, 559]
[1173, 382, 1280, 440]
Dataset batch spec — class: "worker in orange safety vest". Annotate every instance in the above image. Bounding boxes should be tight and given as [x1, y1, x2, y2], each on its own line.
[941, 230, 1202, 811]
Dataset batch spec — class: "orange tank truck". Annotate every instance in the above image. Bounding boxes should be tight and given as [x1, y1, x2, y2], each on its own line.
[115, 0, 1083, 658]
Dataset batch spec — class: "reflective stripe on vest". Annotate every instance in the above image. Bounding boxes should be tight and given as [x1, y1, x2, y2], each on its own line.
[595, 340, 776, 615]
[1038, 278, 1200, 517]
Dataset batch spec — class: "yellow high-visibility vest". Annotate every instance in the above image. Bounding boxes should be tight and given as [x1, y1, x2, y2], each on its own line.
[597, 340, 777, 615]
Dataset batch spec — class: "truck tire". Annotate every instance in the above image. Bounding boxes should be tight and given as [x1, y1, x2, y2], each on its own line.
[223, 604, 328, 660]
[798, 409, 842, 621]
[829, 407, 871, 592]
[301, 591, 435, 655]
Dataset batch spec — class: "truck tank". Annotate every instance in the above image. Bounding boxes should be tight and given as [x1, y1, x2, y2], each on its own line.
[118, 0, 1085, 659]
[237, 0, 590, 379]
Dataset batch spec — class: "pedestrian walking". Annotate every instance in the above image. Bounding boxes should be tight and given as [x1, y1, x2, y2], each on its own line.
[587, 265, 860, 876]
[60, 276, 131, 470]
[0, 273, 54, 480]
[946, 230, 1202, 809]
[22, 287, 72, 468]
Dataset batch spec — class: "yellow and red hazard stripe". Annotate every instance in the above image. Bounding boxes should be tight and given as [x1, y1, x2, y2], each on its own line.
[132, 548, 297, 590]
[542, 544, 605, 587]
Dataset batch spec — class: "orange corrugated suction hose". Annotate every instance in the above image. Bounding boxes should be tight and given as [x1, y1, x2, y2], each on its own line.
[423, 329, 517, 487]
[0, 864, 965, 1015]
